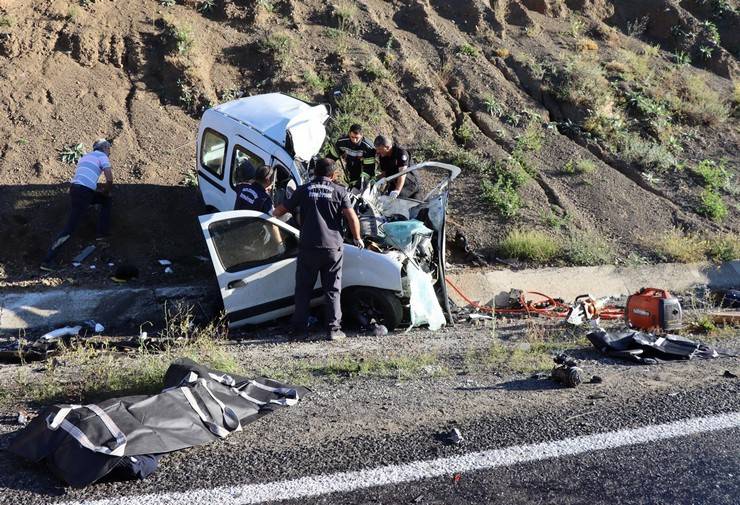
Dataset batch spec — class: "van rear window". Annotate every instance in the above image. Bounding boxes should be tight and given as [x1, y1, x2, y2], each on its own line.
[200, 129, 227, 178]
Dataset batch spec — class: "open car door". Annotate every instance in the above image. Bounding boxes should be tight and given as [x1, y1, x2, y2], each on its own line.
[368, 162, 461, 319]
[199, 210, 302, 327]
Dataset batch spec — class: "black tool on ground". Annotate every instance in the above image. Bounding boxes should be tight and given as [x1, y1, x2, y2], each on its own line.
[551, 353, 584, 388]
[626, 288, 683, 332]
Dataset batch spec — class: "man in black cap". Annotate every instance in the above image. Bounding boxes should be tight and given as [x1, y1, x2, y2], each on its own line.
[328, 124, 376, 190]
[374, 135, 420, 199]
[273, 158, 363, 341]
[233, 162, 275, 214]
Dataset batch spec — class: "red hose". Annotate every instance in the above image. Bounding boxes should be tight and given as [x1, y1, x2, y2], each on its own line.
[445, 278, 624, 320]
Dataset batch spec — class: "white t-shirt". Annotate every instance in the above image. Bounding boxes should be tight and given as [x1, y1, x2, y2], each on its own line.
[71, 151, 112, 190]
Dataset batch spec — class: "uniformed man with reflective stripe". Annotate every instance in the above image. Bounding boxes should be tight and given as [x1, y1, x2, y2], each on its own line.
[374, 135, 420, 199]
[273, 158, 364, 341]
[41, 138, 113, 272]
[328, 124, 376, 190]
[233, 162, 275, 214]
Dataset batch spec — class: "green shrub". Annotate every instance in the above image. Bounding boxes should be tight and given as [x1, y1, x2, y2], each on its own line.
[661, 74, 729, 125]
[454, 119, 476, 147]
[362, 57, 392, 81]
[707, 234, 740, 262]
[617, 132, 677, 172]
[691, 159, 730, 190]
[331, 82, 383, 142]
[698, 189, 727, 222]
[565, 232, 615, 265]
[557, 57, 614, 111]
[260, 32, 295, 68]
[498, 230, 561, 262]
[58, 143, 86, 164]
[163, 19, 194, 55]
[457, 43, 479, 58]
[481, 179, 521, 217]
[651, 229, 706, 263]
[483, 95, 504, 117]
[0, 16, 13, 27]
[303, 70, 331, 93]
[562, 158, 597, 175]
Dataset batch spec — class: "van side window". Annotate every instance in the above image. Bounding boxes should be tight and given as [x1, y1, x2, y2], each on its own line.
[200, 129, 228, 178]
[232, 146, 266, 187]
[209, 217, 299, 273]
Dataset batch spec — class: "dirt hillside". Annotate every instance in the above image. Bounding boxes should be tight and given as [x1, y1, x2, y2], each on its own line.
[0, 0, 738, 286]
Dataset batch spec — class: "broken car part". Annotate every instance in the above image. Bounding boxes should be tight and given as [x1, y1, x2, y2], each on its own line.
[551, 354, 584, 388]
[9, 359, 306, 487]
[586, 326, 735, 363]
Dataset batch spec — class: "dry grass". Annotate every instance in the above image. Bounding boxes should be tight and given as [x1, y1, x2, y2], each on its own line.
[576, 38, 599, 52]
[499, 230, 561, 263]
[659, 73, 730, 125]
[649, 229, 706, 263]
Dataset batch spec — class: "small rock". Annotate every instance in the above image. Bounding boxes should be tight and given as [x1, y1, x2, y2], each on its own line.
[589, 375, 603, 384]
[723, 370, 737, 379]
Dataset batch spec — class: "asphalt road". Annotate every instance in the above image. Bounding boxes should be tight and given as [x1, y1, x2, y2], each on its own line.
[0, 325, 738, 505]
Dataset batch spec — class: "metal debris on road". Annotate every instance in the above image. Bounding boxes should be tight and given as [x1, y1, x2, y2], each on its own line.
[72, 245, 96, 264]
[551, 354, 584, 388]
[442, 427, 464, 445]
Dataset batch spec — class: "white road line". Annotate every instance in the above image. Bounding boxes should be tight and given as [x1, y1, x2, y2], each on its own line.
[65, 411, 740, 505]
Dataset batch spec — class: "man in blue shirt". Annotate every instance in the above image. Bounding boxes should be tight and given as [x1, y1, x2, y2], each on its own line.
[41, 139, 113, 272]
[234, 162, 275, 214]
[273, 158, 364, 341]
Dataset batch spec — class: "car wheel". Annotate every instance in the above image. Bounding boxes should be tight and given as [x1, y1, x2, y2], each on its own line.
[343, 287, 404, 331]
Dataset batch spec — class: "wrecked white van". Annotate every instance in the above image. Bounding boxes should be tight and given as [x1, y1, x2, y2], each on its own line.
[196, 93, 460, 330]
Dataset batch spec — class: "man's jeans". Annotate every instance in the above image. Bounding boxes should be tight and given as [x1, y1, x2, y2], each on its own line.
[43, 184, 111, 263]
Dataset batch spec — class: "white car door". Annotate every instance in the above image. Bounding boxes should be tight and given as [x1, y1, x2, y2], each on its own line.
[200, 210, 309, 327]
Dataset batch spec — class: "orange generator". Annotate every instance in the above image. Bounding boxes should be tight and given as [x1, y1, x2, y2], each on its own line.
[626, 288, 683, 332]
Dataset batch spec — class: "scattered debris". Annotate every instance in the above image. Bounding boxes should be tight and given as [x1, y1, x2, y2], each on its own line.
[566, 295, 615, 326]
[589, 375, 603, 384]
[157, 259, 172, 266]
[452, 231, 487, 266]
[586, 326, 735, 364]
[407, 261, 446, 331]
[17, 410, 29, 426]
[370, 323, 388, 336]
[164, 266, 173, 274]
[551, 354, 584, 388]
[9, 359, 307, 487]
[587, 393, 607, 400]
[72, 262, 81, 267]
[723, 370, 738, 379]
[469, 313, 493, 321]
[195, 255, 209, 262]
[442, 427, 464, 445]
[72, 245, 96, 264]
[40, 325, 82, 341]
[706, 311, 740, 325]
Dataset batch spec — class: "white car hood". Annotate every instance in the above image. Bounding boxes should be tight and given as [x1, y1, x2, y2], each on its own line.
[286, 104, 329, 161]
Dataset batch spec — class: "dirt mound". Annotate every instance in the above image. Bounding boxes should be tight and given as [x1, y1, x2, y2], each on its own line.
[0, 0, 737, 286]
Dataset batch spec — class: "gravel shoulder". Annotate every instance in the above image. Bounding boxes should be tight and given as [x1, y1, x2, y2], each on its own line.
[0, 321, 737, 503]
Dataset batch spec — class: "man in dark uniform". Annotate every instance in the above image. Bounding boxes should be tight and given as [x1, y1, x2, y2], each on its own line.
[273, 158, 364, 341]
[328, 124, 376, 190]
[233, 163, 275, 214]
[374, 135, 420, 199]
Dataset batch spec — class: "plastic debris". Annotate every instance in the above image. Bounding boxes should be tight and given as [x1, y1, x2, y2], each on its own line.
[164, 266, 173, 274]
[469, 313, 493, 321]
[17, 410, 29, 426]
[89, 265, 96, 270]
[73, 245, 96, 263]
[40, 326, 82, 341]
[587, 326, 734, 363]
[407, 261, 446, 331]
[72, 262, 81, 268]
[158, 259, 172, 266]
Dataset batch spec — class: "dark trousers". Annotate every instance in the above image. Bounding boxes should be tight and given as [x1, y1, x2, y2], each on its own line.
[347, 162, 374, 190]
[43, 184, 111, 263]
[292, 247, 343, 332]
